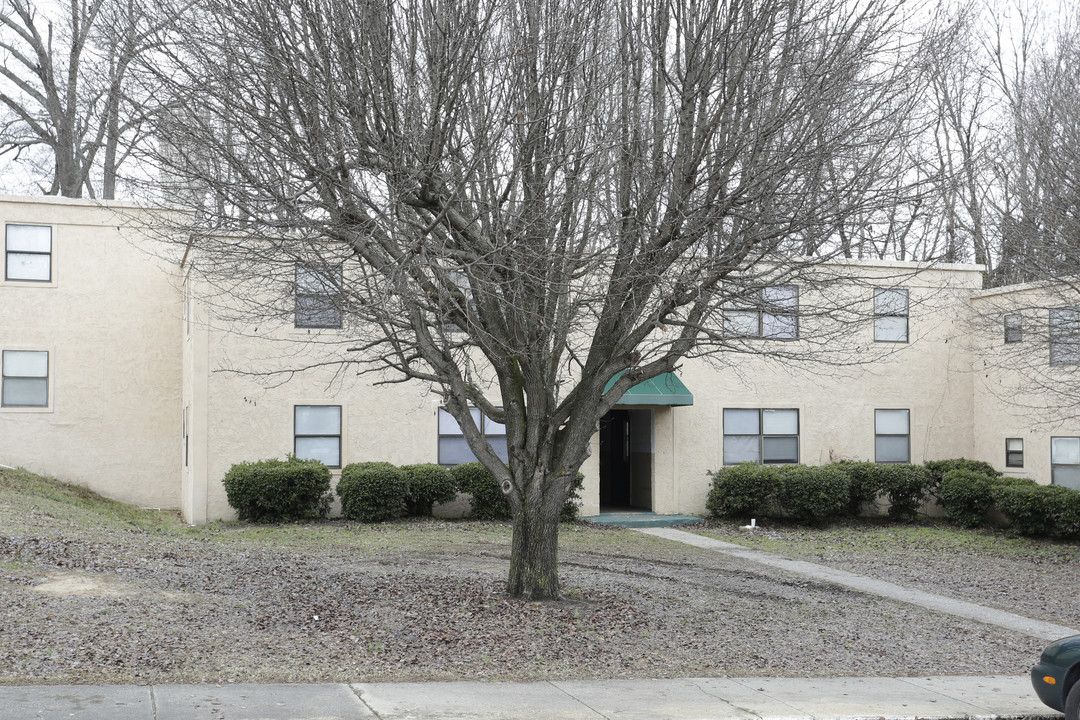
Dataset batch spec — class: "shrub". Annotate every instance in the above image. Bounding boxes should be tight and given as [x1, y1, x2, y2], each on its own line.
[834, 461, 883, 515]
[829, 462, 935, 521]
[1050, 486, 1080, 539]
[560, 473, 586, 523]
[924, 458, 1002, 488]
[937, 469, 996, 528]
[874, 464, 935, 521]
[337, 462, 406, 522]
[451, 463, 587, 522]
[992, 482, 1057, 537]
[774, 464, 849, 525]
[222, 456, 332, 523]
[400, 463, 458, 517]
[452, 462, 511, 520]
[706, 464, 778, 519]
[993, 482, 1080, 539]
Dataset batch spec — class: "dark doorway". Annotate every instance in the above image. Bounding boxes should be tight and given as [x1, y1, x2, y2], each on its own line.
[599, 409, 653, 510]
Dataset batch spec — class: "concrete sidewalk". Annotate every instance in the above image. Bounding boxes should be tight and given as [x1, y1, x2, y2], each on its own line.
[0, 675, 1059, 720]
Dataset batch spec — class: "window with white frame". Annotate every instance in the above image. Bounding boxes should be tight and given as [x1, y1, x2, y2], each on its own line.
[874, 409, 910, 463]
[1049, 309, 1080, 365]
[1, 350, 49, 407]
[724, 286, 799, 340]
[1051, 437, 1080, 490]
[1005, 438, 1023, 468]
[294, 405, 342, 467]
[438, 407, 508, 465]
[873, 288, 908, 342]
[5, 224, 52, 282]
[723, 408, 799, 464]
[295, 264, 343, 329]
[1004, 314, 1022, 344]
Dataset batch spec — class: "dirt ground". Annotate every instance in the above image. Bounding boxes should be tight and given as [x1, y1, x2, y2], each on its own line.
[0, 486, 1062, 686]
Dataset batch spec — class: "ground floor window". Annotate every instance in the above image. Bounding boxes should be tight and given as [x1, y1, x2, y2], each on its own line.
[1051, 437, 1080, 490]
[438, 407, 508, 465]
[1, 349, 48, 407]
[875, 409, 910, 463]
[723, 408, 799, 464]
[1005, 438, 1024, 468]
[294, 405, 342, 467]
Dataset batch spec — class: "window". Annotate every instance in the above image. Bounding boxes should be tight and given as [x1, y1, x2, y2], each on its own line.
[1051, 437, 1080, 490]
[875, 409, 910, 463]
[295, 264, 343, 328]
[294, 405, 342, 467]
[5, 224, 52, 282]
[1004, 314, 1022, 344]
[1050, 309, 1080, 366]
[1005, 438, 1023, 468]
[1, 350, 48, 407]
[723, 408, 799, 464]
[438, 407, 508, 465]
[724, 286, 798, 339]
[874, 288, 908, 342]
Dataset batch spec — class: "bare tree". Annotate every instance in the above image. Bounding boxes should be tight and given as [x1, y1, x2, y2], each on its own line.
[147, 0, 929, 599]
[0, 0, 165, 198]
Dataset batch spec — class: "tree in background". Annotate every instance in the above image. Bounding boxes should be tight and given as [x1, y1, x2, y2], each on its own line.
[0, 0, 165, 198]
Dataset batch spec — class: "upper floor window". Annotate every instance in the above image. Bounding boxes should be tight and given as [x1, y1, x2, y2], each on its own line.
[1051, 437, 1080, 490]
[873, 288, 908, 342]
[438, 407, 508, 465]
[1049, 309, 1079, 365]
[294, 405, 342, 467]
[5, 224, 52, 282]
[724, 286, 798, 340]
[1004, 314, 1022, 344]
[295, 264, 343, 329]
[874, 409, 909, 463]
[723, 408, 799, 464]
[2, 350, 48, 407]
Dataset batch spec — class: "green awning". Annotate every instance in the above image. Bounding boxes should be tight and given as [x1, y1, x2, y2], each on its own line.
[603, 371, 694, 406]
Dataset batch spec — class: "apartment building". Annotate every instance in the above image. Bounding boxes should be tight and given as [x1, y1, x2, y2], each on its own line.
[2, 196, 1076, 523]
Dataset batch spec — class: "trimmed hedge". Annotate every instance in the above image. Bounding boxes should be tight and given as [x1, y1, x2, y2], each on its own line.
[830, 462, 935, 521]
[706, 464, 778, 519]
[450, 462, 585, 522]
[924, 458, 1001, 486]
[222, 456, 332, 523]
[874, 464, 936, 522]
[992, 480, 1080, 539]
[337, 461, 406, 522]
[452, 462, 511, 520]
[774, 464, 849, 525]
[705, 457, 1080, 537]
[833, 461, 883, 515]
[401, 463, 458, 517]
[937, 469, 996, 528]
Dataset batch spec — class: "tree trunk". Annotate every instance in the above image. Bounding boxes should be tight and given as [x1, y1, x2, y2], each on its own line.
[506, 473, 566, 600]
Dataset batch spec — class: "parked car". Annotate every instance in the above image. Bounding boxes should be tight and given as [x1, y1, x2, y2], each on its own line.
[1033, 635, 1080, 720]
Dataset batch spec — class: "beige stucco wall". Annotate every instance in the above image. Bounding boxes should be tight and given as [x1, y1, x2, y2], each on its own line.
[186, 256, 987, 522]
[639, 261, 986, 515]
[971, 283, 1080, 486]
[0, 196, 183, 509]
[0, 198, 1009, 524]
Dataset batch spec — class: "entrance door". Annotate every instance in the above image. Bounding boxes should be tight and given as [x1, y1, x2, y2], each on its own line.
[599, 409, 653, 510]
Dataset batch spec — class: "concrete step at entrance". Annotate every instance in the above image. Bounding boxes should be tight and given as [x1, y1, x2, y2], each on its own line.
[581, 511, 702, 528]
